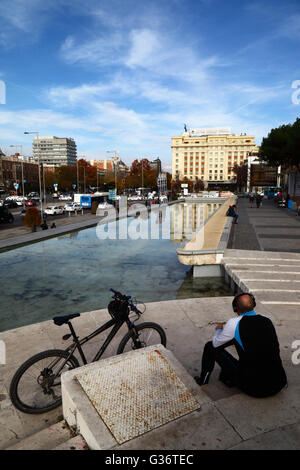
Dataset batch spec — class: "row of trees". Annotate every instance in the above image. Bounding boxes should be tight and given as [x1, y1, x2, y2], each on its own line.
[42, 158, 171, 193]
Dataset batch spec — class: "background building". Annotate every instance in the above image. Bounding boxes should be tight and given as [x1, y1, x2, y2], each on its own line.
[171, 128, 259, 187]
[1, 155, 39, 191]
[33, 136, 77, 167]
[149, 158, 162, 175]
[90, 158, 129, 175]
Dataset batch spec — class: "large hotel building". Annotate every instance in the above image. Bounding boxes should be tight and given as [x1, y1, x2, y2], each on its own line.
[171, 128, 259, 185]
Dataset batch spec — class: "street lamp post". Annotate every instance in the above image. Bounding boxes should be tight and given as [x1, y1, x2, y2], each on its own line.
[246, 152, 252, 193]
[141, 160, 144, 197]
[43, 164, 47, 206]
[24, 131, 43, 217]
[76, 160, 79, 193]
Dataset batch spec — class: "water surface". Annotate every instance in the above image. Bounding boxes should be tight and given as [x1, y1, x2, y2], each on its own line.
[0, 203, 231, 331]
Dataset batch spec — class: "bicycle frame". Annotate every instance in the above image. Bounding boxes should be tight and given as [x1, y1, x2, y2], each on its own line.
[67, 315, 135, 364]
[46, 314, 138, 382]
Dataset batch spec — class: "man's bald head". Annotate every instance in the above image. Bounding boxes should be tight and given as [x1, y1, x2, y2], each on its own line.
[236, 294, 255, 314]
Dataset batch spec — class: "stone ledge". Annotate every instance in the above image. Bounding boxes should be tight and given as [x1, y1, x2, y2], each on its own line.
[177, 197, 236, 266]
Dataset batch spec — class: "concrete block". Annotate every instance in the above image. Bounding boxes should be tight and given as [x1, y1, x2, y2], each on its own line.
[193, 265, 222, 277]
[62, 366, 117, 450]
[61, 344, 211, 450]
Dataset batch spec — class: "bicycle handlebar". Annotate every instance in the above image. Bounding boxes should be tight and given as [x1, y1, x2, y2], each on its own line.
[110, 288, 142, 315]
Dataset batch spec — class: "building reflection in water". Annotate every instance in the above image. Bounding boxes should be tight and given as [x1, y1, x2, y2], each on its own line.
[170, 202, 221, 243]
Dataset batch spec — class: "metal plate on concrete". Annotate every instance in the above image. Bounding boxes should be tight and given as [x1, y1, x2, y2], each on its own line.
[76, 349, 200, 444]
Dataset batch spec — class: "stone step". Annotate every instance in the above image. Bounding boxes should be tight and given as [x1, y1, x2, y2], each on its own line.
[6, 421, 73, 451]
[232, 272, 300, 281]
[248, 291, 300, 303]
[54, 435, 88, 451]
[224, 250, 300, 260]
[223, 264, 300, 274]
[244, 281, 300, 291]
[223, 258, 300, 266]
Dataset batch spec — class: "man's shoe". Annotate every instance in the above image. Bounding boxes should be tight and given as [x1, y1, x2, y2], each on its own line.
[194, 372, 210, 386]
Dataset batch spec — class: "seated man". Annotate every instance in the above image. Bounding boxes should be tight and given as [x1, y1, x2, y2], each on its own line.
[194, 293, 287, 398]
[226, 205, 239, 224]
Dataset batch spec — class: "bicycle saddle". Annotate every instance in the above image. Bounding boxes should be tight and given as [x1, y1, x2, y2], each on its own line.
[53, 313, 80, 326]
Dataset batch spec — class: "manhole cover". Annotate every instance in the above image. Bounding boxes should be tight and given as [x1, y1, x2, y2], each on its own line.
[76, 349, 200, 444]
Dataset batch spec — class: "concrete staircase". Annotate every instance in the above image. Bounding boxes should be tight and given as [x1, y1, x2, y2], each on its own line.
[222, 249, 300, 304]
[6, 421, 88, 451]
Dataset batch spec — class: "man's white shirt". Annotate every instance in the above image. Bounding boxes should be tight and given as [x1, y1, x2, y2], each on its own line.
[212, 317, 241, 348]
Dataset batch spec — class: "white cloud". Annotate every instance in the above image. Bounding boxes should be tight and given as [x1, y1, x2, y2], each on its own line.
[126, 29, 161, 68]
[60, 33, 126, 66]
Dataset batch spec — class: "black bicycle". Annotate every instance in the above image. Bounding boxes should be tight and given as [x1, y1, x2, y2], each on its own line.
[9, 289, 166, 414]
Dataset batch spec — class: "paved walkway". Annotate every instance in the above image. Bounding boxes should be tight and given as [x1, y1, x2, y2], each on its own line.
[228, 197, 300, 252]
[0, 295, 299, 450]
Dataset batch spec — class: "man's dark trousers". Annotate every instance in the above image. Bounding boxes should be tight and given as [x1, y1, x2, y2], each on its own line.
[201, 341, 239, 384]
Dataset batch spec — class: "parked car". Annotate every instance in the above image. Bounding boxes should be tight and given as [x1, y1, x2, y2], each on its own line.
[44, 206, 64, 216]
[64, 203, 81, 212]
[97, 201, 114, 210]
[59, 194, 72, 201]
[3, 199, 18, 208]
[52, 193, 59, 199]
[0, 207, 14, 223]
[128, 195, 144, 201]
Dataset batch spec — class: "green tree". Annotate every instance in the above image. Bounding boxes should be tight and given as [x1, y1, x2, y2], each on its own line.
[259, 118, 300, 169]
[232, 163, 248, 191]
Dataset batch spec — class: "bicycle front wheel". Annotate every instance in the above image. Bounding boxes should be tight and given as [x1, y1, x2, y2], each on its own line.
[117, 322, 167, 354]
[9, 349, 80, 414]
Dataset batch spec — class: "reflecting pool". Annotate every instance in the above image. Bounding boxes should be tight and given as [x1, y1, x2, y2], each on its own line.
[0, 203, 231, 331]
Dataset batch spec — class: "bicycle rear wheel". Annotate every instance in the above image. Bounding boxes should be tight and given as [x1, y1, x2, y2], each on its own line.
[117, 322, 167, 354]
[9, 349, 79, 414]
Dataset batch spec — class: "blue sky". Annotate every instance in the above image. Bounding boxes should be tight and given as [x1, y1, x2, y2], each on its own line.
[0, 0, 300, 170]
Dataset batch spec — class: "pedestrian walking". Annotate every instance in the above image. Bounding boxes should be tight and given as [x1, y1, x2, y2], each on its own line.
[249, 194, 254, 208]
[256, 194, 262, 208]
